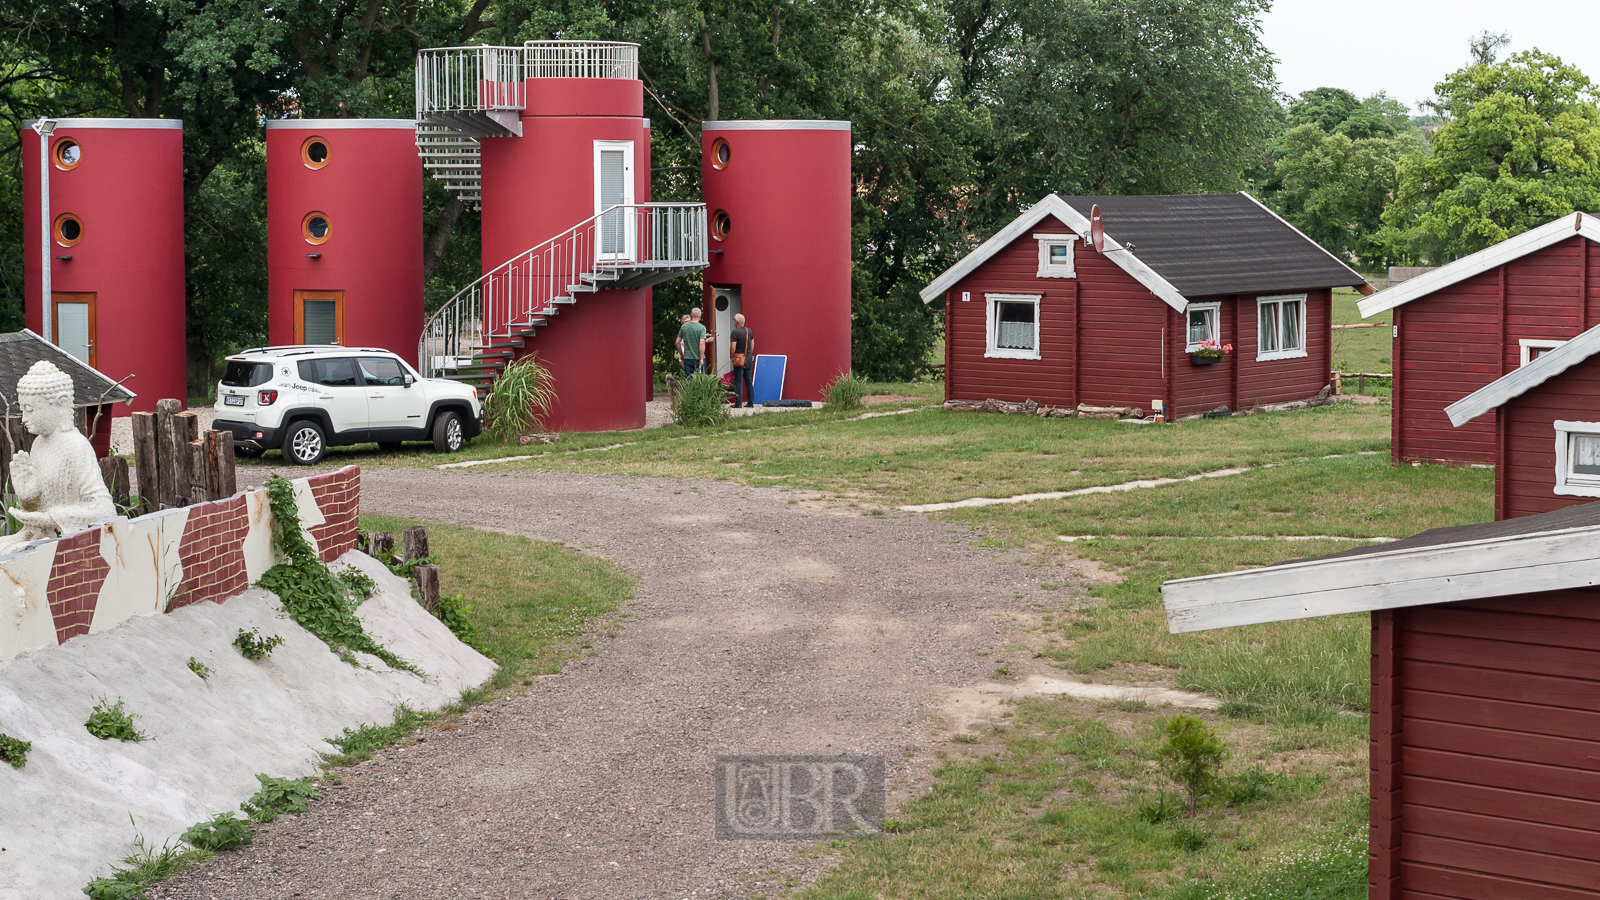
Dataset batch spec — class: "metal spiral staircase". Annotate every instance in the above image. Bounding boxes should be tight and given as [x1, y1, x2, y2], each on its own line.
[414, 41, 707, 394]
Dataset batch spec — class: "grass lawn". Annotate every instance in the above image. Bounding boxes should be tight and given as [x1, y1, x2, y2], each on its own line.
[1332, 288, 1391, 398]
[359, 515, 636, 692]
[327, 389, 1485, 897]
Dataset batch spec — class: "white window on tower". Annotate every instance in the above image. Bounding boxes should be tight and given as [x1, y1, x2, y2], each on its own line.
[594, 140, 635, 260]
[1257, 294, 1307, 361]
[1554, 420, 1600, 497]
[985, 293, 1042, 360]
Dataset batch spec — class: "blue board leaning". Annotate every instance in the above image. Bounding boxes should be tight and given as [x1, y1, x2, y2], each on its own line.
[751, 355, 787, 404]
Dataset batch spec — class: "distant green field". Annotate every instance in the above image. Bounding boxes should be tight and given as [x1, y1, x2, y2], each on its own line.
[1332, 288, 1391, 395]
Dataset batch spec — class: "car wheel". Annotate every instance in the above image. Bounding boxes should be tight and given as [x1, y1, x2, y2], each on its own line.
[432, 411, 464, 453]
[377, 441, 403, 452]
[283, 420, 326, 466]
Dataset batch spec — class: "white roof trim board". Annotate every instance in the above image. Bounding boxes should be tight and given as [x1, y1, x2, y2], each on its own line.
[1162, 521, 1600, 633]
[1358, 212, 1600, 318]
[1446, 321, 1600, 426]
[264, 119, 417, 130]
[918, 194, 1188, 312]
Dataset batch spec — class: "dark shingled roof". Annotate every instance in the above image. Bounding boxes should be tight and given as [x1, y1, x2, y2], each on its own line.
[1060, 194, 1365, 297]
[1288, 501, 1600, 567]
[0, 330, 136, 407]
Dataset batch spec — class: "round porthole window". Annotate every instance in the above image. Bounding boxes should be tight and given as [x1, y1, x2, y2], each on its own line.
[715, 296, 729, 312]
[301, 136, 330, 169]
[710, 137, 731, 170]
[53, 138, 82, 171]
[54, 213, 83, 247]
[302, 211, 331, 244]
[711, 210, 732, 241]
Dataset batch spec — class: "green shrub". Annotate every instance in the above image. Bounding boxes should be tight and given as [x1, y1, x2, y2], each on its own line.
[671, 372, 731, 428]
[241, 774, 321, 823]
[823, 371, 870, 412]
[182, 812, 252, 851]
[483, 354, 557, 441]
[0, 732, 30, 768]
[233, 627, 284, 661]
[436, 593, 487, 653]
[1155, 714, 1225, 816]
[85, 698, 145, 742]
[186, 657, 212, 679]
[82, 829, 207, 900]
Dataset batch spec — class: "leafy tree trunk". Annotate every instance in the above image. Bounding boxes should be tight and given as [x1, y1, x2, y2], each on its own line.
[699, 14, 720, 121]
[423, 194, 466, 282]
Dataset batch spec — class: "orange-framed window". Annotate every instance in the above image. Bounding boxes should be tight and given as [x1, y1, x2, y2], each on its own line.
[302, 211, 331, 244]
[301, 135, 330, 169]
[54, 213, 83, 247]
[53, 137, 82, 170]
[293, 290, 344, 345]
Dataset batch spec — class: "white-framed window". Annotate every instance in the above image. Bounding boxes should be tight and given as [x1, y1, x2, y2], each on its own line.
[1185, 302, 1220, 351]
[1033, 233, 1078, 278]
[1520, 339, 1566, 367]
[1554, 420, 1600, 497]
[1257, 294, 1307, 361]
[985, 293, 1042, 359]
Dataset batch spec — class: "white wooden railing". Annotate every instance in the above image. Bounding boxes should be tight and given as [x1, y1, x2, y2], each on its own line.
[419, 203, 707, 378]
[415, 41, 639, 116]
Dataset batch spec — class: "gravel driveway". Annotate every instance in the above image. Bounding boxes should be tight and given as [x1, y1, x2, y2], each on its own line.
[149, 468, 1069, 899]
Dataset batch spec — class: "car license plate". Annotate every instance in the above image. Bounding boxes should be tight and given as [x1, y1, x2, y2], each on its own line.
[223, 395, 245, 407]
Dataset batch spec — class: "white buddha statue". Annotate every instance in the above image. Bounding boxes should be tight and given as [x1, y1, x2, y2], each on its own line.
[1, 361, 115, 548]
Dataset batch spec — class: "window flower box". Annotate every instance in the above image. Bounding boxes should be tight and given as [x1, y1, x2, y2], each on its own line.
[1189, 338, 1232, 366]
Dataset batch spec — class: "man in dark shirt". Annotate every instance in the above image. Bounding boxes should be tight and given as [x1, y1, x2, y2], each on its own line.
[729, 313, 755, 407]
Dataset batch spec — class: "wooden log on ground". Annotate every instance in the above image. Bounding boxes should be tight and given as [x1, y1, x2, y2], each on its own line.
[413, 564, 441, 615]
[1076, 404, 1133, 419]
[99, 456, 130, 512]
[401, 525, 430, 562]
[368, 531, 396, 561]
[130, 412, 158, 515]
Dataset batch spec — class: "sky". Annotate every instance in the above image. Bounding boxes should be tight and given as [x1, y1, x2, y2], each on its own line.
[1260, 0, 1600, 114]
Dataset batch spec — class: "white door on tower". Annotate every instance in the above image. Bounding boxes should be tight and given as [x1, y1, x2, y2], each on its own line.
[594, 140, 635, 261]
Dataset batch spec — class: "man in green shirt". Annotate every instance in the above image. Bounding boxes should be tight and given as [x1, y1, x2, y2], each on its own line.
[678, 307, 707, 377]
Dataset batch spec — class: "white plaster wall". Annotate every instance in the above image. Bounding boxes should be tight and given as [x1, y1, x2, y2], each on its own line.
[0, 552, 496, 900]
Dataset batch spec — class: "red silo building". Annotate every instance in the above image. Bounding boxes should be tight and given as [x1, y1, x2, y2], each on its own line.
[266, 120, 423, 358]
[415, 41, 706, 434]
[700, 121, 852, 400]
[23, 118, 185, 412]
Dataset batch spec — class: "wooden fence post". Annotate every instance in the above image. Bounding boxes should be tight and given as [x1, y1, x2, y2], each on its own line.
[413, 564, 441, 615]
[205, 430, 236, 498]
[368, 531, 396, 561]
[154, 399, 182, 509]
[401, 525, 430, 561]
[99, 456, 130, 512]
[188, 440, 208, 504]
[130, 412, 158, 515]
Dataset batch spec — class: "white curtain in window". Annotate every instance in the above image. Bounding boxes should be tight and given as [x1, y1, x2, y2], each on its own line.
[1188, 310, 1209, 345]
[997, 321, 1035, 349]
[1259, 303, 1280, 353]
[1573, 434, 1600, 475]
[1281, 301, 1301, 350]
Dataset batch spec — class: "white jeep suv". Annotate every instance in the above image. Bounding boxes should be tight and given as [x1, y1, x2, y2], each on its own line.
[213, 345, 482, 465]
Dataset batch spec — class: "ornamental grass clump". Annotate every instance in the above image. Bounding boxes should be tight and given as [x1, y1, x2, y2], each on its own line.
[257, 475, 413, 672]
[823, 371, 870, 412]
[483, 354, 557, 441]
[671, 372, 731, 428]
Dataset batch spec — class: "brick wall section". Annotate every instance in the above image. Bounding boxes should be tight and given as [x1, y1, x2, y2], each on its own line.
[167, 494, 252, 611]
[306, 467, 360, 563]
[46, 527, 111, 643]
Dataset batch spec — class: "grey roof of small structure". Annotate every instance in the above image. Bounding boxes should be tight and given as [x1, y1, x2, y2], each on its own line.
[1059, 194, 1366, 297]
[0, 330, 136, 407]
[1291, 501, 1600, 566]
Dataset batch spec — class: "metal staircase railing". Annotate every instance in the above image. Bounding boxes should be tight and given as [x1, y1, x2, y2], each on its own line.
[414, 42, 640, 207]
[419, 203, 707, 382]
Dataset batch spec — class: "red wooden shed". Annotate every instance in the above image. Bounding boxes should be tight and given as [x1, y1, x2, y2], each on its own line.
[1446, 321, 1600, 520]
[1163, 502, 1600, 900]
[1358, 212, 1600, 465]
[920, 194, 1367, 416]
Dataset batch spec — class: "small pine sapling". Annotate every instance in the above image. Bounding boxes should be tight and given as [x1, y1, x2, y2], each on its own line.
[1155, 714, 1226, 817]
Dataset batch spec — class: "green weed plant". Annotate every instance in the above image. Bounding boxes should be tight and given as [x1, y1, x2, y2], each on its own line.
[82, 820, 208, 900]
[186, 657, 212, 679]
[241, 774, 321, 823]
[181, 813, 252, 851]
[671, 372, 731, 427]
[0, 732, 30, 768]
[233, 627, 284, 660]
[258, 475, 412, 672]
[483, 354, 557, 441]
[822, 371, 870, 411]
[85, 698, 144, 742]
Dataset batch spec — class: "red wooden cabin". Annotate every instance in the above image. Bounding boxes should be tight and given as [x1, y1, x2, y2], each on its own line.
[1163, 502, 1600, 900]
[1359, 212, 1600, 465]
[1446, 322, 1600, 520]
[920, 194, 1366, 416]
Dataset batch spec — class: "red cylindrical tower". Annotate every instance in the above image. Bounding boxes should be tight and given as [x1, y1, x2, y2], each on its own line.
[478, 51, 652, 432]
[266, 120, 423, 359]
[23, 118, 185, 412]
[700, 121, 852, 401]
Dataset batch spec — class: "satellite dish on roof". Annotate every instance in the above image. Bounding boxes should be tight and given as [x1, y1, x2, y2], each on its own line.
[1090, 204, 1104, 253]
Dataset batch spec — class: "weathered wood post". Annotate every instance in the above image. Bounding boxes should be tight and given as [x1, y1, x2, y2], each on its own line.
[413, 564, 441, 615]
[206, 430, 236, 498]
[99, 457, 131, 512]
[188, 439, 208, 504]
[154, 399, 182, 509]
[368, 531, 396, 561]
[401, 525, 430, 561]
[129, 411, 158, 516]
